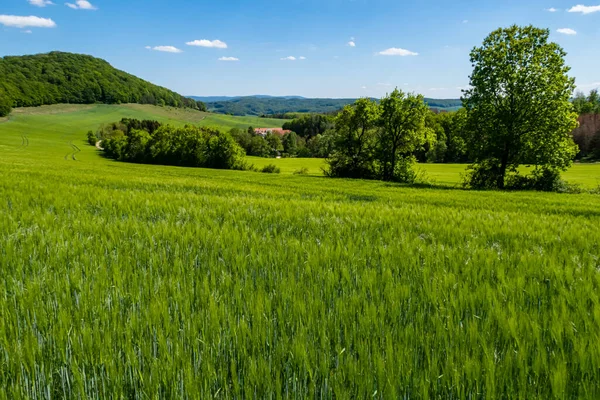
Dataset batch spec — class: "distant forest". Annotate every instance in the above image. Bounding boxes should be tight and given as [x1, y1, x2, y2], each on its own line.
[202, 96, 463, 116]
[0, 52, 200, 116]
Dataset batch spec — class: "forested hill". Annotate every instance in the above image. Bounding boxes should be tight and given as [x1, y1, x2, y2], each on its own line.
[202, 96, 463, 116]
[0, 52, 197, 111]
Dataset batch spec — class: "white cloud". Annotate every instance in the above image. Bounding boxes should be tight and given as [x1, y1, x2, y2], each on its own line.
[378, 47, 418, 56]
[146, 46, 183, 53]
[546, 7, 558, 12]
[299, 56, 306, 60]
[186, 39, 228, 49]
[219, 56, 239, 61]
[281, 56, 296, 61]
[557, 28, 577, 35]
[361, 86, 367, 89]
[578, 81, 600, 90]
[23, 29, 33, 33]
[348, 41, 356, 47]
[29, 0, 54, 7]
[568, 4, 600, 14]
[0, 15, 56, 28]
[65, 0, 96, 9]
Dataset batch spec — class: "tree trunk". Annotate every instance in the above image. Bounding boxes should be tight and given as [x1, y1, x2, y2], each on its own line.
[389, 142, 397, 182]
[498, 142, 509, 189]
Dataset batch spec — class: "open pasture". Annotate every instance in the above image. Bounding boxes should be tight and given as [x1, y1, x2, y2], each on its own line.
[1, 105, 600, 398]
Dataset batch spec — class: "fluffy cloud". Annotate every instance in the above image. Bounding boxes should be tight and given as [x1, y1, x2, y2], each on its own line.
[568, 4, 600, 14]
[65, 0, 97, 10]
[348, 41, 356, 47]
[186, 39, 228, 49]
[0, 15, 56, 28]
[299, 56, 306, 60]
[557, 28, 577, 35]
[546, 7, 558, 12]
[378, 47, 418, 56]
[219, 57, 239, 61]
[281, 56, 296, 61]
[146, 46, 183, 53]
[29, 0, 54, 7]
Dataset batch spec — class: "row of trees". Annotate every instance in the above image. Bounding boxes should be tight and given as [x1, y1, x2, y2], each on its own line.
[96, 119, 246, 170]
[0, 52, 200, 114]
[320, 26, 580, 190]
[228, 127, 334, 159]
[573, 90, 600, 114]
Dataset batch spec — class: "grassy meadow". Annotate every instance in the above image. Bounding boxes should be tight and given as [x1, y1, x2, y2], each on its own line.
[1, 105, 600, 398]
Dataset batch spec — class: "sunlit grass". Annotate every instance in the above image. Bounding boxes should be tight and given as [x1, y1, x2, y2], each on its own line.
[1, 105, 599, 398]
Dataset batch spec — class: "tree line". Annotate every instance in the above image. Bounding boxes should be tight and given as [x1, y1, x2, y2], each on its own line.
[92, 119, 246, 170]
[234, 25, 587, 191]
[0, 52, 204, 117]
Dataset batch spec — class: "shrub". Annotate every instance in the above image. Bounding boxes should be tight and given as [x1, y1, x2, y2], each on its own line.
[261, 164, 281, 174]
[392, 156, 418, 184]
[293, 167, 309, 175]
[0, 96, 12, 118]
[87, 130, 97, 146]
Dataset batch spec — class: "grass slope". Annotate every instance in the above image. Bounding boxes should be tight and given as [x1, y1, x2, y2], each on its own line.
[1, 105, 600, 398]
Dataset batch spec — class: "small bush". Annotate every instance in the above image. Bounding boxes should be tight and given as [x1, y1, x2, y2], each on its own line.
[87, 130, 97, 146]
[0, 96, 12, 118]
[261, 164, 281, 174]
[392, 156, 418, 184]
[463, 160, 504, 190]
[293, 167, 309, 175]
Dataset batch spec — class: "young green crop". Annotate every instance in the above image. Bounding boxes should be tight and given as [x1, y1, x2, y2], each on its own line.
[1, 104, 600, 398]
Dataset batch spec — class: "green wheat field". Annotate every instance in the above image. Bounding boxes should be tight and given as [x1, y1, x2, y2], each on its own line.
[1, 104, 600, 398]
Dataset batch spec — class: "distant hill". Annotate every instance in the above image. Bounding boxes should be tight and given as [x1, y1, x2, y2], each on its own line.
[0, 52, 198, 111]
[199, 96, 462, 116]
[190, 95, 306, 103]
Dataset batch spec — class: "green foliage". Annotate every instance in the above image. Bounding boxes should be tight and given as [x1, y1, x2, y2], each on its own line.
[101, 119, 246, 170]
[282, 114, 334, 138]
[0, 95, 12, 117]
[2, 103, 600, 398]
[293, 167, 309, 175]
[205, 96, 463, 116]
[462, 25, 579, 189]
[260, 163, 281, 173]
[326, 91, 432, 182]
[326, 98, 379, 179]
[573, 90, 600, 114]
[377, 89, 432, 181]
[86, 130, 96, 146]
[0, 52, 198, 109]
[265, 133, 283, 156]
[282, 131, 298, 156]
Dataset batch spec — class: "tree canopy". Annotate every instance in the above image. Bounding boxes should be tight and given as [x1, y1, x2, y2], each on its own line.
[97, 119, 246, 170]
[462, 25, 578, 190]
[0, 52, 198, 111]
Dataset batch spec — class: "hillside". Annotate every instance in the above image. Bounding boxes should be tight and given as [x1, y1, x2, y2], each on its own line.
[0, 52, 198, 116]
[2, 102, 600, 398]
[203, 96, 463, 116]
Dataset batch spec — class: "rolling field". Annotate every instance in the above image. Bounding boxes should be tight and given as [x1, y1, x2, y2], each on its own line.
[1, 105, 600, 398]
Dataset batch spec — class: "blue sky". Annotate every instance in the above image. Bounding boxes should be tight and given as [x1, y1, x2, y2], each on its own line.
[1, 0, 599, 98]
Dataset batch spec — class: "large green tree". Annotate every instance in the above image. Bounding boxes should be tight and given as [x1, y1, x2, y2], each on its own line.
[462, 25, 579, 189]
[326, 98, 379, 179]
[377, 89, 432, 181]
